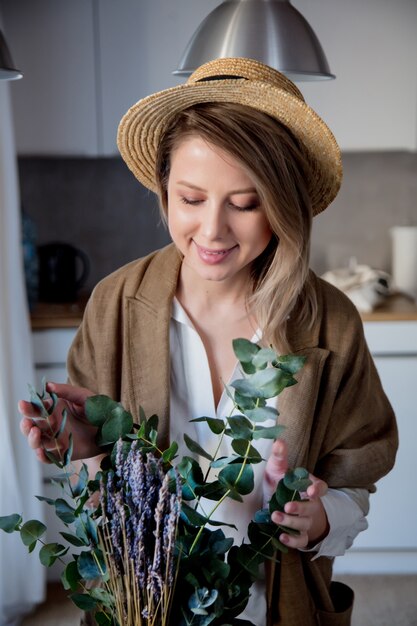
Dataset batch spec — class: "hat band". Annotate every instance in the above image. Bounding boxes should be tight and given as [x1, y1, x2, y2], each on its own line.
[196, 75, 247, 82]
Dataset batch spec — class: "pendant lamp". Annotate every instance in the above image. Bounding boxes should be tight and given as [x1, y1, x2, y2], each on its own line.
[173, 0, 334, 81]
[0, 29, 22, 80]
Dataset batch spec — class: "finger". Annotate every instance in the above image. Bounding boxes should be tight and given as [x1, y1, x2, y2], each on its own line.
[271, 510, 312, 534]
[18, 399, 45, 419]
[264, 439, 288, 487]
[46, 382, 93, 405]
[279, 530, 309, 549]
[306, 477, 328, 499]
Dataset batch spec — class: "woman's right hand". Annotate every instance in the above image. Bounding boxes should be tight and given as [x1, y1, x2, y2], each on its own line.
[19, 382, 101, 463]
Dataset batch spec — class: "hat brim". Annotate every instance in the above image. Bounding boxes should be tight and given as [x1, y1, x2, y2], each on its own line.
[117, 79, 342, 216]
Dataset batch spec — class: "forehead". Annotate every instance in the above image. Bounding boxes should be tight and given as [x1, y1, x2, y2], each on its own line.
[169, 135, 257, 185]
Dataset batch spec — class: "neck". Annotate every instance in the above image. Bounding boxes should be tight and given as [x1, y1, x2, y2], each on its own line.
[176, 261, 252, 317]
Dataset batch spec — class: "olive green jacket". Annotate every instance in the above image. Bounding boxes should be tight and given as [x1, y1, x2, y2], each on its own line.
[69, 244, 398, 626]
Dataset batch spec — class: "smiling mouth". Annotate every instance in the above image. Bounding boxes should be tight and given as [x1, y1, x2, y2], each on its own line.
[195, 243, 237, 255]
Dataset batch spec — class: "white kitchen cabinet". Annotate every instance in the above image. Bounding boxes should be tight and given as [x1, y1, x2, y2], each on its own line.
[334, 321, 417, 574]
[2, 0, 98, 155]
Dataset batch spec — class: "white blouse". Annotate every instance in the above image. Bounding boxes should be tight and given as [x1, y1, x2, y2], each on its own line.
[169, 298, 368, 625]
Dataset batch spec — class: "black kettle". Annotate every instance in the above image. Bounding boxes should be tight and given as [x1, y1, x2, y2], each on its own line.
[38, 242, 89, 303]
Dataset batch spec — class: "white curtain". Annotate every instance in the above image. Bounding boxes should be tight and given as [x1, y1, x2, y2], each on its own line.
[0, 80, 46, 624]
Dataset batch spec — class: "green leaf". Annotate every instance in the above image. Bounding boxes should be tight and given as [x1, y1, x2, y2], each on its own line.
[189, 587, 218, 611]
[54, 499, 76, 524]
[233, 391, 258, 411]
[64, 432, 73, 466]
[210, 455, 237, 469]
[0, 513, 22, 533]
[276, 354, 306, 375]
[61, 560, 82, 591]
[250, 368, 295, 398]
[71, 463, 89, 497]
[227, 416, 253, 439]
[89, 587, 115, 608]
[85, 395, 119, 427]
[219, 463, 254, 495]
[35, 495, 56, 506]
[43, 449, 63, 467]
[101, 406, 134, 443]
[232, 338, 260, 362]
[184, 433, 213, 461]
[252, 347, 278, 369]
[39, 543, 68, 567]
[231, 440, 262, 462]
[190, 416, 225, 435]
[269, 479, 301, 514]
[70, 593, 98, 611]
[162, 440, 178, 463]
[253, 424, 284, 440]
[176, 456, 204, 500]
[231, 378, 264, 399]
[95, 612, 113, 626]
[243, 406, 278, 423]
[20, 520, 47, 546]
[283, 467, 312, 492]
[54, 409, 68, 440]
[28, 384, 49, 418]
[77, 550, 105, 580]
[180, 503, 236, 529]
[195, 480, 228, 501]
[60, 531, 88, 547]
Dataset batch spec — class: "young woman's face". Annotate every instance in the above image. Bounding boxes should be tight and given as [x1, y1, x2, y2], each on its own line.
[166, 136, 272, 286]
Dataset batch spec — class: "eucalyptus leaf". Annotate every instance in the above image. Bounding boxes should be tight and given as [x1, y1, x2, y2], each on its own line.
[251, 347, 277, 369]
[39, 542, 68, 567]
[276, 354, 307, 374]
[227, 415, 253, 439]
[54, 409, 68, 440]
[70, 593, 98, 611]
[64, 432, 73, 466]
[253, 424, 284, 439]
[231, 440, 262, 462]
[77, 550, 105, 580]
[20, 519, 47, 546]
[232, 338, 260, 362]
[191, 416, 225, 435]
[101, 406, 134, 443]
[85, 395, 119, 427]
[162, 440, 179, 463]
[218, 463, 254, 495]
[243, 406, 278, 423]
[283, 467, 312, 492]
[61, 559, 81, 591]
[184, 433, 213, 461]
[60, 531, 88, 547]
[54, 499, 76, 524]
[0, 513, 22, 533]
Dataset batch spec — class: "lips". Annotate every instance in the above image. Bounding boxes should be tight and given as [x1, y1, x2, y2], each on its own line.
[194, 242, 238, 265]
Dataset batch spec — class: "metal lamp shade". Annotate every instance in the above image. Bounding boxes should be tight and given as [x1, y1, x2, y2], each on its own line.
[0, 29, 22, 80]
[173, 0, 334, 81]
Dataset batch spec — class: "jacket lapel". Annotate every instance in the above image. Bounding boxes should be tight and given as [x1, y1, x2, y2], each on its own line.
[126, 245, 182, 448]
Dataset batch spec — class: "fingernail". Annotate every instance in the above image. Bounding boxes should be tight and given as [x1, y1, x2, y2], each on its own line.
[280, 534, 289, 544]
[273, 512, 283, 523]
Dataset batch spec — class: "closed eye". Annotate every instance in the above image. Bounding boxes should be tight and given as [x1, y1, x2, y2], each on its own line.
[229, 202, 260, 212]
[180, 197, 202, 206]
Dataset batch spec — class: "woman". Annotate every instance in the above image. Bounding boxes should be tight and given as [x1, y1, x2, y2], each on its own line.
[19, 58, 397, 625]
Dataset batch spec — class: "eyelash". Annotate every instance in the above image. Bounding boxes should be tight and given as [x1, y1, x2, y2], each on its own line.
[180, 197, 259, 212]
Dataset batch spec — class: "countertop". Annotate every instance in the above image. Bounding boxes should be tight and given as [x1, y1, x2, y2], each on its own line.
[30, 292, 417, 330]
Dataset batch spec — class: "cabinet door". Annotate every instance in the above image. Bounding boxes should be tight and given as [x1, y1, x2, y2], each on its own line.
[352, 355, 417, 550]
[2, 0, 98, 155]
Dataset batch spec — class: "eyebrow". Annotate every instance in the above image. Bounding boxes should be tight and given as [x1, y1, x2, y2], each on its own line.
[176, 181, 258, 195]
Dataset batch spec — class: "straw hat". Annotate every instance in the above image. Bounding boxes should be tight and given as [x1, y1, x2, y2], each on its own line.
[117, 57, 342, 215]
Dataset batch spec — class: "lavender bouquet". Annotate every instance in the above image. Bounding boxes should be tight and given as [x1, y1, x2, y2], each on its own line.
[0, 339, 310, 626]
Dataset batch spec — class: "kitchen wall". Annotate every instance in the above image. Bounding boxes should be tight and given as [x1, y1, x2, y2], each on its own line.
[18, 150, 417, 294]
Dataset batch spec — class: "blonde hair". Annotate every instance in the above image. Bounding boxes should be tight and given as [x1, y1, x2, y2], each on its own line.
[155, 102, 317, 352]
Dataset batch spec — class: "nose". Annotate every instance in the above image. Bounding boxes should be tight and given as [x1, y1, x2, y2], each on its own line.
[200, 202, 228, 240]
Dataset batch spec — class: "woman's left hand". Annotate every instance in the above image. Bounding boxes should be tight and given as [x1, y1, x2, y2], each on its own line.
[264, 439, 330, 549]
